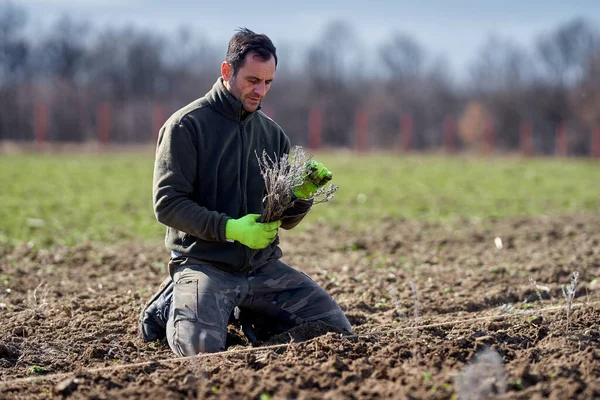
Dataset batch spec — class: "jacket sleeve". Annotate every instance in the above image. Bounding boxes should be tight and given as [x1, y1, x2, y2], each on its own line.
[280, 197, 313, 230]
[278, 133, 313, 230]
[152, 120, 229, 242]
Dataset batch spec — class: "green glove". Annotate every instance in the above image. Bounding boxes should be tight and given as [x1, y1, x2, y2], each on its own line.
[293, 160, 333, 199]
[225, 214, 281, 249]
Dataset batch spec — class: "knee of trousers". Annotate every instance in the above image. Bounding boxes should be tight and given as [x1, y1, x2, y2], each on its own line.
[326, 309, 353, 335]
[309, 297, 353, 335]
[167, 320, 226, 356]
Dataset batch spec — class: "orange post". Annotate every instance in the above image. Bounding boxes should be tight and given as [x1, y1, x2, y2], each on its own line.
[355, 109, 368, 152]
[400, 113, 413, 152]
[520, 121, 533, 157]
[592, 126, 600, 158]
[34, 103, 48, 151]
[308, 107, 322, 151]
[97, 103, 111, 148]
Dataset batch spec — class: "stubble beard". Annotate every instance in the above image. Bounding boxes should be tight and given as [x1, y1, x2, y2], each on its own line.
[226, 75, 259, 114]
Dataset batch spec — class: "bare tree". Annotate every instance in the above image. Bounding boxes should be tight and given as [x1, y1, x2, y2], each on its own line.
[39, 15, 89, 83]
[573, 49, 600, 127]
[537, 18, 599, 86]
[307, 21, 362, 89]
[89, 27, 131, 101]
[0, 1, 29, 86]
[469, 35, 534, 94]
[306, 21, 363, 146]
[531, 19, 600, 153]
[379, 33, 425, 83]
[467, 35, 535, 150]
[376, 33, 460, 149]
[125, 32, 165, 98]
[162, 27, 220, 104]
[0, 2, 31, 140]
[31, 15, 92, 141]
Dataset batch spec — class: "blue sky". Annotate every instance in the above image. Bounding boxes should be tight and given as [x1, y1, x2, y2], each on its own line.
[14, 0, 600, 78]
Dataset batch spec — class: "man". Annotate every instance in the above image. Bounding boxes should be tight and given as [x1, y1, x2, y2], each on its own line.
[139, 28, 351, 356]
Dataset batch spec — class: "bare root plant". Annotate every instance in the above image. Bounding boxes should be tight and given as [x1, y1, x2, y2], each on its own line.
[386, 285, 405, 320]
[562, 271, 579, 334]
[528, 276, 544, 302]
[256, 146, 338, 223]
[408, 280, 420, 362]
[26, 282, 50, 311]
[527, 276, 553, 303]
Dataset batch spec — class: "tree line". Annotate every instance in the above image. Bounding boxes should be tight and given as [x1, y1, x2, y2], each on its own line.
[1, 3, 599, 154]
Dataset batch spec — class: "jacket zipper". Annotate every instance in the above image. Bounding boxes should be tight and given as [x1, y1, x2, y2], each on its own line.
[239, 121, 249, 268]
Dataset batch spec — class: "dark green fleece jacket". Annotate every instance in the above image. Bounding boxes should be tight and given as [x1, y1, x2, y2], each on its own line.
[153, 78, 311, 274]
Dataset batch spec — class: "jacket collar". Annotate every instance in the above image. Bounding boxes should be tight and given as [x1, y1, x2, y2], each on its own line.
[206, 77, 261, 122]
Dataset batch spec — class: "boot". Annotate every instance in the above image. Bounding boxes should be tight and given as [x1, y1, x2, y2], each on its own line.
[138, 276, 173, 342]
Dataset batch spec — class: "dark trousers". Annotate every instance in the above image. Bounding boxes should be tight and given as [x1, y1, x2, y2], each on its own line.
[166, 259, 351, 356]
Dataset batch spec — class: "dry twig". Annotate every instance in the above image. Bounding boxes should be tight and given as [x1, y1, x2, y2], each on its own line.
[562, 271, 579, 334]
[408, 280, 420, 362]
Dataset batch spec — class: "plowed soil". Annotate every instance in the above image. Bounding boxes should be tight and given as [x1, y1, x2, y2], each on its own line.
[1, 213, 599, 399]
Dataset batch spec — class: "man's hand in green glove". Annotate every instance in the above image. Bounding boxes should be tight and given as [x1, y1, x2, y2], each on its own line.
[225, 214, 281, 249]
[293, 160, 332, 199]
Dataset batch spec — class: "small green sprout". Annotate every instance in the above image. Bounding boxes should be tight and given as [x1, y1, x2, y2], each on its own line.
[28, 366, 47, 375]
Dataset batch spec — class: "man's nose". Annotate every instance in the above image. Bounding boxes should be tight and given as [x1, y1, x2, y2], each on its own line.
[254, 82, 266, 97]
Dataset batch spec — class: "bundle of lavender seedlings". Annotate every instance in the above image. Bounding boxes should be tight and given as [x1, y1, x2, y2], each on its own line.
[256, 146, 338, 223]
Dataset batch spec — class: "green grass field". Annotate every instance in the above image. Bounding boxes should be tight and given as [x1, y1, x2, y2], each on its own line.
[0, 151, 598, 247]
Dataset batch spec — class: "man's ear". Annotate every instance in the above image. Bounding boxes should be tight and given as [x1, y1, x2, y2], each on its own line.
[221, 62, 233, 82]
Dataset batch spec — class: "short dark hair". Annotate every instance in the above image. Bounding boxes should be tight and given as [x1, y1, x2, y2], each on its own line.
[225, 27, 277, 76]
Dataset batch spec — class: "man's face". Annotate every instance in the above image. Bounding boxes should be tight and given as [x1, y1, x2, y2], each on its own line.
[222, 52, 276, 113]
